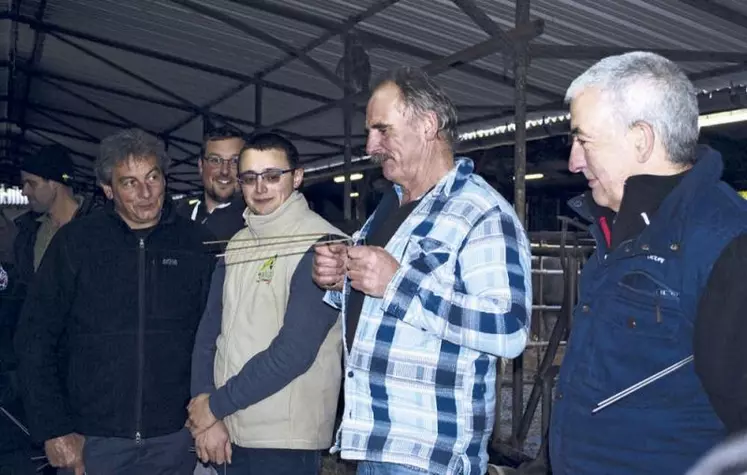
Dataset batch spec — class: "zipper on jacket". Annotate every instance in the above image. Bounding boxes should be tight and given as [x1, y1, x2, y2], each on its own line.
[135, 237, 146, 444]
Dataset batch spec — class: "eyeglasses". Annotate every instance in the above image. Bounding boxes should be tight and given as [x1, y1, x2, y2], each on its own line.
[202, 155, 239, 168]
[237, 168, 295, 186]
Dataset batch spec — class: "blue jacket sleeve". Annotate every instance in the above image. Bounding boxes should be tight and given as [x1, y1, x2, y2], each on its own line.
[191, 258, 226, 397]
[208, 249, 340, 419]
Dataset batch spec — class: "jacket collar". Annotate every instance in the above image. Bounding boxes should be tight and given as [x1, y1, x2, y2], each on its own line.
[569, 145, 724, 237]
[242, 191, 310, 235]
[392, 156, 475, 203]
[104, 196, 177, 231]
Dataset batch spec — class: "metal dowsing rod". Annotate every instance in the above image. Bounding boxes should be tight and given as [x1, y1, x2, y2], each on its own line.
[592, 355, 694, 414]
[212, 234, 354, 266]
[0, 406, 30, 436]
[218, 240, 368, 268]
[216, 236, 351, 254]
[204, 232, 339, 245]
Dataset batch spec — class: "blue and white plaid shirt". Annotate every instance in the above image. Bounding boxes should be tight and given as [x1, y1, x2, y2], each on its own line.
[324, 158, 532, 475]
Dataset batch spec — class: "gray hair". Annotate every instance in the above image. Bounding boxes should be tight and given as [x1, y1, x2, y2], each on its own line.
[96, 129, 171, 184]
[565, 51, 699, 165]
[373, 66, 458, 146]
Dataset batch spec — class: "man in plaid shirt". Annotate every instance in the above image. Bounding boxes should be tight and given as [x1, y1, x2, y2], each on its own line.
[312, 67, 532, 475]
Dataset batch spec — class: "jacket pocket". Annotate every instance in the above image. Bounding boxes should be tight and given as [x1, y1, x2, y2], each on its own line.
[403, 236, 455, 275]
[148, 251, 205, 322]
[582, 270, 693, 408]
[610, 270, 682, 339]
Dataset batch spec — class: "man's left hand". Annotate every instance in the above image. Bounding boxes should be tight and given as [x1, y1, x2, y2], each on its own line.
[346, 246, 400, 298]
[187, 393, 217, 436]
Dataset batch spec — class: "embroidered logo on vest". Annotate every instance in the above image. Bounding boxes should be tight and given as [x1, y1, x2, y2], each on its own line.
[647, 255, 665, 264]
[257, 255, 277, 283]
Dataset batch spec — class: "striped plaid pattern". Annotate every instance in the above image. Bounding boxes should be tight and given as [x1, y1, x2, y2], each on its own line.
[325, 158, 532, 475]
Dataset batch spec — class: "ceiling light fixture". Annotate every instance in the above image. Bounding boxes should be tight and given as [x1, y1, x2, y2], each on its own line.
[333, 172, 364, 183]
[699, 108, 747, 128]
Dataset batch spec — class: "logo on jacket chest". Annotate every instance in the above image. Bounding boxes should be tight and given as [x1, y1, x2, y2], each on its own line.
[257, 255, 277, 283]
[647, 254, 666, 264]
[162, 258, 179, 266]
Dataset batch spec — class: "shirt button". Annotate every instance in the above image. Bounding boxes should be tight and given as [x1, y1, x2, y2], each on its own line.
[582, 305, 590, 313]
[347, 371, 354, 378]
[627, 317, 637, 329]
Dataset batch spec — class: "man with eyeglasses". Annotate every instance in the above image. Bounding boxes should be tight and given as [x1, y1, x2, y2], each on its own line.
[175, 126, 246, 249]
[187, 133, 344, 475]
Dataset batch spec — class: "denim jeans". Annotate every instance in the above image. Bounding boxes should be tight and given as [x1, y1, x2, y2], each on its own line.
[356, 461, 428, 475]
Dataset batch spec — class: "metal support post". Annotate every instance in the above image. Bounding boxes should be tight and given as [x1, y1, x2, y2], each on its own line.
[511, 0, 530, 449]
[342, 33, 354, 222]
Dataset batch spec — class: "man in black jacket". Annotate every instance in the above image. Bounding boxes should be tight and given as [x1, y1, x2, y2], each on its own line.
[14, 129, 215, 474]
[0, 146, 96, 475]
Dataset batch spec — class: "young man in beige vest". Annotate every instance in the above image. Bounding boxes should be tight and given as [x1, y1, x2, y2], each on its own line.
[188, 133, 344, 475]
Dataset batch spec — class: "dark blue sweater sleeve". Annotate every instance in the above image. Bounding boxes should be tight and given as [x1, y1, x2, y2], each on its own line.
[208, 249, 340, 419]
[191, 258, 226, 397]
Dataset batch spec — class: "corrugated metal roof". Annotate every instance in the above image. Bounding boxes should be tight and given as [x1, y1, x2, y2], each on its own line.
[37, 35, 186, 102]
[716, 0, 747, 15]
[44, 0, 328, 76]
[26, 80, 117, 122]
[19, 0, 42, 18]
[2, 0, 747, 190]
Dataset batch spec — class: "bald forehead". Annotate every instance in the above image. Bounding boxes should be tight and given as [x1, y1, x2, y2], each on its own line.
[366, 82, 408, 126]
[371, 81, 401, 101]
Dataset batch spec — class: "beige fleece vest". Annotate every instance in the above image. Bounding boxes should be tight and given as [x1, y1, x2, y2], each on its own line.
[215, 192, 344, 449]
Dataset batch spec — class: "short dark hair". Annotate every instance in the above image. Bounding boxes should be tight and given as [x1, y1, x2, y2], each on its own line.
[372, 66, 458, 146]
[201, 126, 245, 155]
[241, 133, 300, 170]
[97, 129, 170, 185]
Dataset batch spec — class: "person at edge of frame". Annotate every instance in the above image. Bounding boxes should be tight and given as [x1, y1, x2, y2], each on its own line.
[1, 145, 98, 475]
[546, 51, 747, 475]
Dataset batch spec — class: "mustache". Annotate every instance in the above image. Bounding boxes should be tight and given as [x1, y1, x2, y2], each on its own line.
[370, 152, 393, 164]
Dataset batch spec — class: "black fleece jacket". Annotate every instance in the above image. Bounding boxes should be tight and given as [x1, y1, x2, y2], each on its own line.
[14, 201, 215, 443]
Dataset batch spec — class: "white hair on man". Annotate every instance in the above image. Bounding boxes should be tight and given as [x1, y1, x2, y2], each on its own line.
[565, 51, 700, 165]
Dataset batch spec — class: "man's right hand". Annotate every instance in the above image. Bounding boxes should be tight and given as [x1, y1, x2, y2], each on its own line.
[312, 242, 347, 291]
[195, 420, 232, 465]
[44, 433, 85, 474]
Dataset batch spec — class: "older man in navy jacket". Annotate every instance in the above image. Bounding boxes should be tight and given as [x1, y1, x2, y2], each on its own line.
[550, 52, 747, 474]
